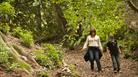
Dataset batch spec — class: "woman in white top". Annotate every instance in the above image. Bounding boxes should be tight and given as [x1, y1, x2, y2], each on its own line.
[81, 28, 103, 72]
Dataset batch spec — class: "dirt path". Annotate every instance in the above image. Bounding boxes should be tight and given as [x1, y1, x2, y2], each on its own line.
[61, 50, 138, 77]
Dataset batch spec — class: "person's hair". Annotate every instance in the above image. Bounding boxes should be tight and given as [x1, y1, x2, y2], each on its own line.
[89, 28, 96, 35]
[109, 35, 114, 38]
[109, 34, 115, 41]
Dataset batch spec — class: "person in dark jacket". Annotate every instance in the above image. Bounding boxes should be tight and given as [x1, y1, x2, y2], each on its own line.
[81, 28, 103, 72]
[107, 35, 121, 72]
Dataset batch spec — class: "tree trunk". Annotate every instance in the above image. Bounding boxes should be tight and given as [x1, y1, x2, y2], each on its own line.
[34, 1, 42, 32]
[54, 3, 67, 34]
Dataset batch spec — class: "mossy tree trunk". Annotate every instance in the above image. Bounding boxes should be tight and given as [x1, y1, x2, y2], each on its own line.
[0, 32, 33, 76]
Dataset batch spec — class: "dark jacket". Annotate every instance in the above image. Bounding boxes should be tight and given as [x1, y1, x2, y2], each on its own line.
[107, 40, 119, 55]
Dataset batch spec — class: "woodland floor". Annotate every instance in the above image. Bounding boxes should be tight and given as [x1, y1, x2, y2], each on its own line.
[0, 35, 138, 77]
[0, 47, 138, 77]
[51, 49, 138, 77]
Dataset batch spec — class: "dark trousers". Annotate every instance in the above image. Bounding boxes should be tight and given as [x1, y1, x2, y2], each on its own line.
[88, 47, 102, 71]
[111, 54, 120, 71]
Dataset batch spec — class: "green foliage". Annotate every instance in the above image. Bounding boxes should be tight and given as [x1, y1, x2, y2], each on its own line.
[0, 32, 33, 73]
[69, 64, 80, 77]
[34, 51, 53, 69]
[2, 0, 125, 48]
[0, 23, 10, 34]
[131, 55, 138, 61]
[0, 51, 9, 63]
[62, 34, 83, 49]
[43, 44, 63, 67]
[0, 2, 15, 17]
[6, 63, 18, 72]
[60, 0, 125, 48]
[0, 41, 12, 71]
[33, 44, 63, 69]
[90, 0, 125, 41]
[0, 0, 13, 3]
[20, 32, 34, 47]
[13, 27, 34, 47]
[37, 71, 49, 77]
[12, 27, 22, 37]
[117, 25, 138, 59]
[0, 44, 10, 64]
[1, 0, 137, 61]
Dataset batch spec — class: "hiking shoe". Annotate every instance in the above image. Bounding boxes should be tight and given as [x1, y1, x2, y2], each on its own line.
[117, 68, 120, 72]
[113, 70, 117, 73]
[97, 70, 102, 73]
[97, 69, 102, 72]
[113, 68, 117, 71]
[91, 65, 94, 71]
[113, 68, 118, 73]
